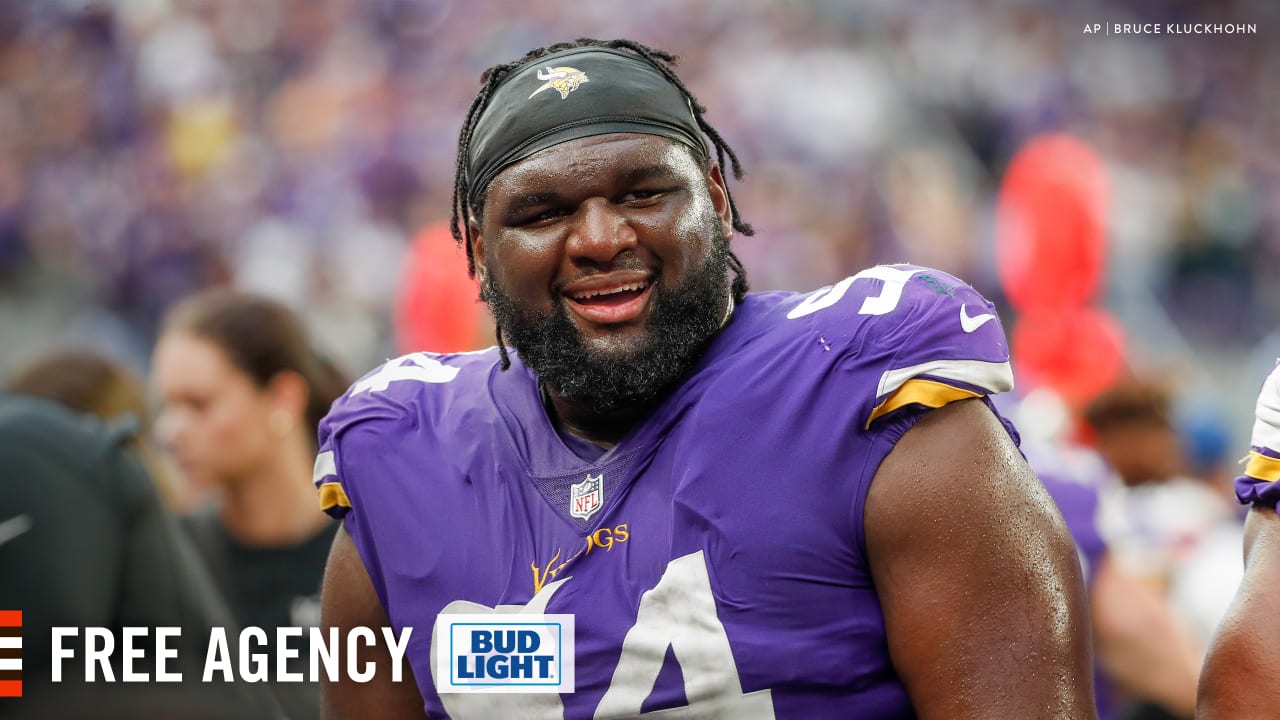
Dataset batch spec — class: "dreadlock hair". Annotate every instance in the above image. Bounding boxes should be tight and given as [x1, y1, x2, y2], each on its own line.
[450, 38, 753, 369]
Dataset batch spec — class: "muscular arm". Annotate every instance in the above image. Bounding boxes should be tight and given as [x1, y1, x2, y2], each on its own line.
[1198, 507, 1280, 719]
[866, 399, 1096, 719]
[320, 525, 428, 720]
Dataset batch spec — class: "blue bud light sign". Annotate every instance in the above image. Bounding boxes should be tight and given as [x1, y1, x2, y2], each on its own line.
[434, 614, 575, 694]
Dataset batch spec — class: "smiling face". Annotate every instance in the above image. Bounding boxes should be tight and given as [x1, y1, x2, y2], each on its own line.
[473, 133, 735, 411]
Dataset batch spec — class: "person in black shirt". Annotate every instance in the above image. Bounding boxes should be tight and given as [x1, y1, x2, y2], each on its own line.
[152, 290, 348, 720]
[0, 392, 280, 719]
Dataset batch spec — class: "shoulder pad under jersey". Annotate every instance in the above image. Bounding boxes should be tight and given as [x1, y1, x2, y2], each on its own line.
[313, 349, 499, 518]
[779, 264, 1013, 428]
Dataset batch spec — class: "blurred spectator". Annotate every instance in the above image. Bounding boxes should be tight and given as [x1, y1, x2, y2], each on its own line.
[1082, 377, 1239, 579]
[1059, 375, 1254, 719]
[1026, 439, 1200, 720]
[1008, 377, 1242, 718]
[1161, 399, 1244, 647]
[1, 0, 1276, 394]
[0, 392, 279, 719]
[151, 289, 346, 720]
[7, 349, 189, 511]
[1082, 376, 1183, 489]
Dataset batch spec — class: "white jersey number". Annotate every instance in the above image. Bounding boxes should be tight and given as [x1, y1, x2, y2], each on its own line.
[352, 352, 460, 394]
[595, 551, 774, 718]
[431, 552, 775, 719]
[786, 265, 920, 320]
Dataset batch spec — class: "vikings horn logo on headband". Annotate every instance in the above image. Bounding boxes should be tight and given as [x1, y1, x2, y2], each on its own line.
[466, 48, 708, 203]
[529, 66, 589, 100]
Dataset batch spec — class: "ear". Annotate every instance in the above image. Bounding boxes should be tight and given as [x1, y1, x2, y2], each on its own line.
[264, 370, 309, 422]
[469, 215, 489, 284]
[706, 163, 734, 238]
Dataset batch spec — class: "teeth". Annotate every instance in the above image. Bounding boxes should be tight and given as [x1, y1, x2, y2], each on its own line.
[571, 282, 648, 300]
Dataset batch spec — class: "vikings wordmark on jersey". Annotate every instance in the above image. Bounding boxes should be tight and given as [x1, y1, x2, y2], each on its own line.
[315, 265, 1015, 719]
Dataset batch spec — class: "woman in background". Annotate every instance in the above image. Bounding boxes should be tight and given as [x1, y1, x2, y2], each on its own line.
[152, 289, 348, 720]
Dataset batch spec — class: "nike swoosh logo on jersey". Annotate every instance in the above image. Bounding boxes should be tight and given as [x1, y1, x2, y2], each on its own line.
[0, 515, 32, 548]
[959, 305, 996, 333]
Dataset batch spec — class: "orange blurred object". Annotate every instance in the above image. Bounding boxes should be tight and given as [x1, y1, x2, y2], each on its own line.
[394, 223, 489, 354]
[1012, 305, 1127, 410]
[996, 134, 1108, 312]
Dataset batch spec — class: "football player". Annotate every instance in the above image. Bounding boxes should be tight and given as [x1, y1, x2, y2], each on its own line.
[1199, 362, 1280, 719]
[317, 39, 1095, 719]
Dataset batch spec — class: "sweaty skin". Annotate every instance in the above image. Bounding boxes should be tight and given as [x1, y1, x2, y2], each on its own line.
[473, 134, 734, 447]
[867, 398, 1097, 719]
[1198, 507, 1280, 719]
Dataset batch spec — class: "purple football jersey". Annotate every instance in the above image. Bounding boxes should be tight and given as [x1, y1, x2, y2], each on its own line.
[1236, 363, 1280, 506]
[315, 264, 1015, 719]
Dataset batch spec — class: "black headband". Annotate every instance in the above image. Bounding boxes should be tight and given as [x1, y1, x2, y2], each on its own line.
[465, 47, 710, 207]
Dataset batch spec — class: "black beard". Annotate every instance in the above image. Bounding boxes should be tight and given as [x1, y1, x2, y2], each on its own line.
[483, 229, 731, 414]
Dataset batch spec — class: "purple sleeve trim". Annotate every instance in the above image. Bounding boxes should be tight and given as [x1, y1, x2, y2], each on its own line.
[1254, 445, 1280, 460]
[1236, 475, 1280, 506]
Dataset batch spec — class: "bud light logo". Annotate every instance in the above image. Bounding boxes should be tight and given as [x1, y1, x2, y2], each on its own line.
[434, 614, 575, 694]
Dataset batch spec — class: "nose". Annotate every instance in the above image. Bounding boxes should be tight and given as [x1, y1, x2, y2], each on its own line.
[565, 198, 637, 265]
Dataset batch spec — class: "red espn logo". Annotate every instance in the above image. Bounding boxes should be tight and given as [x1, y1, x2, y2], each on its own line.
[0, 611, 19, 697]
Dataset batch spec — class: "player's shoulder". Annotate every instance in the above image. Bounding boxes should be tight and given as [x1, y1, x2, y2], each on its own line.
[315, 348, 501, 519]
[738, 264, 1014, 428]
[773, 263, 991, 330]
[321, 347, 501, 439]
[758, 263, 1010, 373]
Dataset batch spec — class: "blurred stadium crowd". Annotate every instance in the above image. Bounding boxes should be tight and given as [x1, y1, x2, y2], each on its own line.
[1, 0, 1278, 375]
[1, 0, 1278, 718]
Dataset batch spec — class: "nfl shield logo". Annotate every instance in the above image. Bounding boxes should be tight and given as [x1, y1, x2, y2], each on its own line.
[570, 473, 604, 520]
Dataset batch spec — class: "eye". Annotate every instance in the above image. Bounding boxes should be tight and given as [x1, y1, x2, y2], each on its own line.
[620, 189, 664, 204]
[518, 207, 571, 227]
[174, 395, 208, 414]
